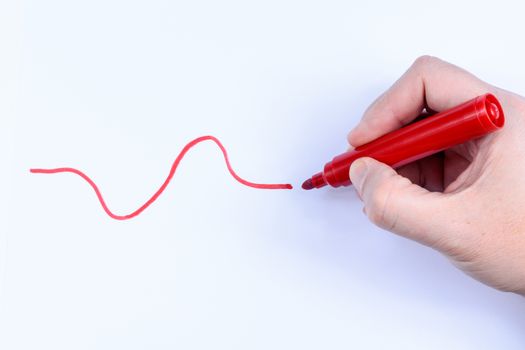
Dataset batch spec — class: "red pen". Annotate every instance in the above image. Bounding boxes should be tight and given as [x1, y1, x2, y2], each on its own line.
[302, 93, 505, 190]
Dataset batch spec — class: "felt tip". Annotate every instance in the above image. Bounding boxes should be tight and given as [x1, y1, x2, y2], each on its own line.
[301, 178, 314, 190]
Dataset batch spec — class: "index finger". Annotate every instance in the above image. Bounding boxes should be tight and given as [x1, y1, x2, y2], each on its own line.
[348, 56, 494, 147]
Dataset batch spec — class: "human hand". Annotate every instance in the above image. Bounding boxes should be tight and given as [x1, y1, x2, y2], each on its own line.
[348, 56, 525, 295]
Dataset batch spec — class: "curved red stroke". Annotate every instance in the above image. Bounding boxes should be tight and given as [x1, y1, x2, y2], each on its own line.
[30, 135, 292, 220]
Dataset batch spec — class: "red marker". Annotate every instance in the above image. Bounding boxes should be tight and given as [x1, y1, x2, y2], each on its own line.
[302, 93, 504, 190]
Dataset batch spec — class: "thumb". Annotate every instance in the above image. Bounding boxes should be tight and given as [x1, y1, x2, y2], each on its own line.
[349, 157, 455, 248]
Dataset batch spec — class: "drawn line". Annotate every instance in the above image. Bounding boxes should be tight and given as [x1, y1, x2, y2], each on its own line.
[30, 135, 292, 220]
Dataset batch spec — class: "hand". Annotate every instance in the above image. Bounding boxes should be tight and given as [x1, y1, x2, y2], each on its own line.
[348, 56, 525, 295]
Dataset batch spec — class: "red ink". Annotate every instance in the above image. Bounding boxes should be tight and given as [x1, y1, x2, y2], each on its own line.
[30, 135, 292, 220]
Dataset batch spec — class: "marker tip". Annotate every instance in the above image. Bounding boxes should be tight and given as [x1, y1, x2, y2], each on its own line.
[301, 178, 314, 190]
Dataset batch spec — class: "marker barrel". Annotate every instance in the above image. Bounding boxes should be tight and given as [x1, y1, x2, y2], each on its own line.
[316, 93, 504, 188]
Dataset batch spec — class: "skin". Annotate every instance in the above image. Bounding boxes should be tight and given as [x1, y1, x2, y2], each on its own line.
[348, 56, 525, 295]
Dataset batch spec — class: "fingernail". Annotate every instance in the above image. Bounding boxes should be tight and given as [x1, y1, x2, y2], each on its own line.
[349, 158, 367, 190]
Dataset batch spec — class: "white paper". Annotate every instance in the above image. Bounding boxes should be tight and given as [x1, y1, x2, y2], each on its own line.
[2, 0, 525, 349]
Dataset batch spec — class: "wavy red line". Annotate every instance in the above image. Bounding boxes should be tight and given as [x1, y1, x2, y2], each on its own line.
[30, 135, 293, 220]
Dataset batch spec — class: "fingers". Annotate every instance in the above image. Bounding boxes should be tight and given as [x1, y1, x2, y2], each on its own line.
[348, 56, 492, 147]
[349, 157, 463, 248]
[396, 153, 444, 192]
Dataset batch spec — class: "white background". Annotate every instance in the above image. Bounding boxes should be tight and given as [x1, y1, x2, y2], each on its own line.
[2, 0, 525, 349]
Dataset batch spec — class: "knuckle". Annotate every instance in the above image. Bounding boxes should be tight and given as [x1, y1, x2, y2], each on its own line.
[366, 207, 384, 226]
[365, 180, 394, 226]
[412, 55, 440, 72]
